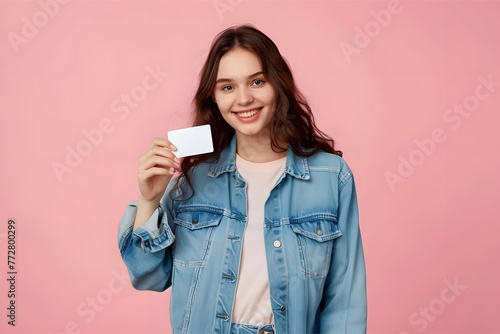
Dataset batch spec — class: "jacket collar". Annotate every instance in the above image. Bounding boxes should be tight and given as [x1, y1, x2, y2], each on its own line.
[208, 134, 310, 180]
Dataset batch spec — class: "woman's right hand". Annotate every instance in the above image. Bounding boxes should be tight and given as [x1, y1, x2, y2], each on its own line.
[137, 137, 180, 204]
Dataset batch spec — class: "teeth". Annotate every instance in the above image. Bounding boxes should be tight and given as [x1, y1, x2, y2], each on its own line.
[237, 108, 261, 118]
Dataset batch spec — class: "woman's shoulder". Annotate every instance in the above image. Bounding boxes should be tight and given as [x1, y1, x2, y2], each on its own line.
[307, 151, 355, 191]
[307, 150, 352, 174]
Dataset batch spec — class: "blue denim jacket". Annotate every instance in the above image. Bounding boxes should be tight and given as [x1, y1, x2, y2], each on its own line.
[117, 134, 367, 334]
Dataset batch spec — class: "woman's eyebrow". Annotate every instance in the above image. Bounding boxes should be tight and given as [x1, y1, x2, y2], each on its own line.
[215, 71, 264, 85]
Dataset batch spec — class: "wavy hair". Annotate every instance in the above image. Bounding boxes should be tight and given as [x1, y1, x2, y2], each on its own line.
[169, 24, 342, 202]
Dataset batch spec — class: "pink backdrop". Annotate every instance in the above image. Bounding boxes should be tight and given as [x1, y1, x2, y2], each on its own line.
[1, 1, 499, 333]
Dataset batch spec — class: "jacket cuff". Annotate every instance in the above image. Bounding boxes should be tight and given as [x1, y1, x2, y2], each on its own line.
[118, 200, 175, 254]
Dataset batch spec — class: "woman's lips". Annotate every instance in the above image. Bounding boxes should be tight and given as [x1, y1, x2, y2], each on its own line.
[232, 107, 262, 119]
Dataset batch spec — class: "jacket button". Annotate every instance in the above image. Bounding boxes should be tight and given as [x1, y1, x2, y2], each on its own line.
[192, 219, 198, 224]
[316, 229, 323, 236]
[281, 305, 286, 311]
[273, 240, 281, 248]
[144, 240, 150, 247]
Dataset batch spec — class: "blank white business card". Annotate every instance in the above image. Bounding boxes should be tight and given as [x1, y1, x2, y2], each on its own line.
[167, 124, 214, 158]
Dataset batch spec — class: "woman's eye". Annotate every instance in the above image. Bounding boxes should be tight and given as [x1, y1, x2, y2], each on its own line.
[253, 79, 265, 86]
[222, 85, 233, 91]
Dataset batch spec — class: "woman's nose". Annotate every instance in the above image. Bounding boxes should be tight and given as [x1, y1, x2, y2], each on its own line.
[237, 87, 254, 105]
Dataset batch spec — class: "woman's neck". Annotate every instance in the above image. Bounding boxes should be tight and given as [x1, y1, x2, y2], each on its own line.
[235, 132, 288, 163]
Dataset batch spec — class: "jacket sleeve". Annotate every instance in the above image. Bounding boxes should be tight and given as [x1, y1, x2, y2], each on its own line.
[319, 164, 367, 333]
[117, 181, 178, 292]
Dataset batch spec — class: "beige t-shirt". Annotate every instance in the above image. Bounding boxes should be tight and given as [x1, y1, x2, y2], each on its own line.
[231, 153, 287, 326]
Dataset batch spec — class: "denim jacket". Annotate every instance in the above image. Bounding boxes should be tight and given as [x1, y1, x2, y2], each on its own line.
[117, 134, 367, 334]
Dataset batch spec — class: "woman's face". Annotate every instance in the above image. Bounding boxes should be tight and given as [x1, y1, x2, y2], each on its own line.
[213, 47, 277, 140]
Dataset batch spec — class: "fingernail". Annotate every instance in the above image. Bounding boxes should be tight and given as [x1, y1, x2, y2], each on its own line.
[171, 144, 177, 151]
[174, 157, 181, 164]
[169, 167, 175, 174]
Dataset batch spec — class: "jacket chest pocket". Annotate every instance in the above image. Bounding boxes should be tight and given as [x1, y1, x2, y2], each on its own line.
[172, 210, 223, 267]
[290, 217, 342, 279]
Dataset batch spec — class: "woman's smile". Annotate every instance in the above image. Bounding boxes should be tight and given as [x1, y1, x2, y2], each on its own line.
[232, 107, 263, 121]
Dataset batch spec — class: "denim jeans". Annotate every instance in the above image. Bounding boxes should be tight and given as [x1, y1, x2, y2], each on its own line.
[229, 322, 275, 334]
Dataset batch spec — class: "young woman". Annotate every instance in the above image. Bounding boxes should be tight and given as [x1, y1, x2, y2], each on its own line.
[117, 24, 367, 334]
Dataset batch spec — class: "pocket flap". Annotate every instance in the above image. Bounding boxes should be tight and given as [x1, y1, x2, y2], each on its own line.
[290, 217, 342, 242]
[174, 210, 223, 230]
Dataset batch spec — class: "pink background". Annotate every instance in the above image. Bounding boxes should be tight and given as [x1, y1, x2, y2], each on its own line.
[1, 0, 499, 333]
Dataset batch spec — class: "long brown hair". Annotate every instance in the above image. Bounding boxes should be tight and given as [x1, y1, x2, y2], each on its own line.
[169, 24, 342, 202]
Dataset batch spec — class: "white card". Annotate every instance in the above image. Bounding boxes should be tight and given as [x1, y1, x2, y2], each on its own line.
[167, 124, 214, 158]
